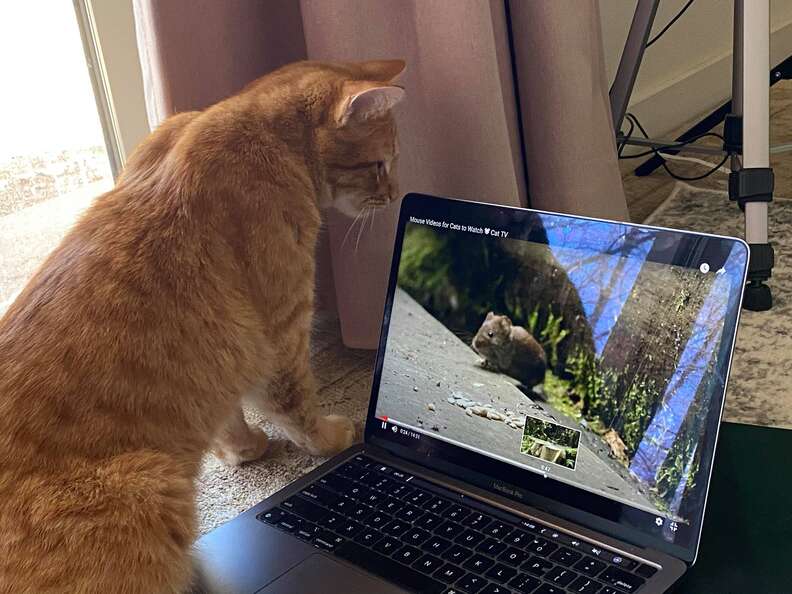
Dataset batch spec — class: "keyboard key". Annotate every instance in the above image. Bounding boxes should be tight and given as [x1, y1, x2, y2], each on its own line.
[634, 564, 658, 579]
[312, 529, 345, 552]
[391, 469, 413, 481]
[546, 566, 579, 587]
[534, 584, 566, 594]
[417, 512, 444, 531]
[457, 573, 488, 593]
[404, 527, 432, 546]
[294, 522, 320, 541]
[400, 504, 423, 522]
[434, 563, 466, 584]
[518, 518, 543, 532]
[323, 513, 345, 530]
[335, 541, 445, 593]
[362, 491, 384, 508]
[476, 537, 507, 557]
[333, 498, 356, 514]
[352, 455, 376, 468]
[348, 503, 373, 522]
[281, 496, 328, 523]
[427, 497, 450, 514]
[437, 521, 465, 540]
[484, 563, 517, 584]
[598, 567, 645, 593]
[508, 573, 542, 593]
[392, 483, 415, 499]
[467, 513, 492, 531]
[456, 529, 485, 548]
[481, 583, 511, 594]
[463, 553, 495, 573]
[498, 547, 529, 567]
[442, 544, 473, 564]
[526, 538, 558, 556]
[258, 508, 283, 524]
[393, 545, 423, 564]
[484, 522, 513, 539]
[574, 556, 607, 577]
[423, 536, 453, 555]
[523, 556, 554, 576]
[335, 519, 364, 538]
[413, 553, 444, 575]
[446, 505, 471, 523]
[367, 511, 391, 529]
[373, 535, 401, 556]
[354, 528, 383, 547]
[318, 472, 349, 493]
[570, 575, 602, 593]
[610, 555, 637, 570]
[301, 485, 340, 507]
[406, 490, 432, 506]
[382, 519, 410, 537]
[347, 483, 373, 500]
[380, 497, 404, 515]
[550, 547, 583, 566]
[503, 529, 531, 547]
[276, 512, 302, 532]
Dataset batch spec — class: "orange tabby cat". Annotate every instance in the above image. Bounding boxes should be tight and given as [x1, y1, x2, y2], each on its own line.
[0, 59, 404, 593]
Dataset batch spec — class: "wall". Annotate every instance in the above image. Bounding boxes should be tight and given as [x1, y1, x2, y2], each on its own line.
[600, 0, 792, 136]
[88, 0, 150, 162]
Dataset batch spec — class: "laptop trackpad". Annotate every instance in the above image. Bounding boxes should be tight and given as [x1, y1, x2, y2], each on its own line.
[256, 554, 407, 594]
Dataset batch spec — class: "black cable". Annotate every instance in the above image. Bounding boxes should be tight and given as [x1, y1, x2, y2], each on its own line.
[619, 112, 729, 181]
[646, 0, 696, 48]
[661, 154, 730, 181]
[617, 117, 635, 157]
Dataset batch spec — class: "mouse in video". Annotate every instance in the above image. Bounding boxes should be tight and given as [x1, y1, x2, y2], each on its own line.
[472, 312, 547, 389]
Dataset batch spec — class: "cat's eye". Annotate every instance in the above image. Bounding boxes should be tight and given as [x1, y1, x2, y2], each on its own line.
[487, 331, 494, 338]
[376, 161, 385, 181]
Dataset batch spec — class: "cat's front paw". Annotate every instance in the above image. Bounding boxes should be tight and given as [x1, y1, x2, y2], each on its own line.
[213, 427, 270, 466]
[304, 415, 356, 456]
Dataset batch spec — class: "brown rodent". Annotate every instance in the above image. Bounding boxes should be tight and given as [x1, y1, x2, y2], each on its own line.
[472, 312, 547, 388]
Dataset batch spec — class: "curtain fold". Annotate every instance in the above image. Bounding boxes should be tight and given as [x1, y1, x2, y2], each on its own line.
[299, 0, 527, 348]
[131, 0, 627, 349]
[508, 0, 629, 221]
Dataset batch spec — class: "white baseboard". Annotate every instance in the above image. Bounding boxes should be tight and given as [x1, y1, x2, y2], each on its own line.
[626, 19, 792, 137]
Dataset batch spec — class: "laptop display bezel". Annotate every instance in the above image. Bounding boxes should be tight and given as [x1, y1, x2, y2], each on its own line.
[363, 193, 749, 564]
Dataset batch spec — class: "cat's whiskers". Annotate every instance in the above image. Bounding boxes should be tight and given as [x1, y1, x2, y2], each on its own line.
[355, 207, 371, 252]
[368, 205, 377, 234]
[340, 208, 366, 251]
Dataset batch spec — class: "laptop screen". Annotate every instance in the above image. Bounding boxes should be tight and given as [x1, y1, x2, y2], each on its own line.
[366, 194, 748, 563]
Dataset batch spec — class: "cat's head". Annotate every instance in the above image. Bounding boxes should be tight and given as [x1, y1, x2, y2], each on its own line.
[270, 60, 406, 218]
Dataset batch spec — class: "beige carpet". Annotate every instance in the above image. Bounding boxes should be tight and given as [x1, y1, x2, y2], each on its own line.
[196, 318, 374, 535]
[645, 182, 792, 431]
[197, 182, 792, 534]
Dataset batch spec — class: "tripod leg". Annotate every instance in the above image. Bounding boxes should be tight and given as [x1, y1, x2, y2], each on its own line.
[735, 0, 774, 311]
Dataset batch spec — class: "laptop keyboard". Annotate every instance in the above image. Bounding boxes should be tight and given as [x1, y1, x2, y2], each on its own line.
[258, 454, 657, 594]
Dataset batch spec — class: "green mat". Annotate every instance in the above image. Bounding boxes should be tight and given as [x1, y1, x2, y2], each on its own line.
[675, 422, 792, 593]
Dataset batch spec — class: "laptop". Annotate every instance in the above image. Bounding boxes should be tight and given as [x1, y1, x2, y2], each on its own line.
[194, 193, 749, 594]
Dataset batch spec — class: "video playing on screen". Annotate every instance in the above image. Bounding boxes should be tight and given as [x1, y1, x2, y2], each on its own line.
[375, 216, 743, 525]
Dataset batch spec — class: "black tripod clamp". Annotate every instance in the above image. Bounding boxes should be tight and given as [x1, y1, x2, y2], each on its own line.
[728, 167, 774, 211]
[727, 165, 775, 310]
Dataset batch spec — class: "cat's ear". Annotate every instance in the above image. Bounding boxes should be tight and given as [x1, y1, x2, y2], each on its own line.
[356, 59, 406, 82]
[486, 311, 494, 320]
[335, 82, 405, 126]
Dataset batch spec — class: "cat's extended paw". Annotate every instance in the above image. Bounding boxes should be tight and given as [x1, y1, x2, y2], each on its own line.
[213, 427, 270, 466]
[304, 414, 356, 457]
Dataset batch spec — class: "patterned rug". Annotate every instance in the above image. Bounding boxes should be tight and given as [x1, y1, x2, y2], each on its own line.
[645, 182, 792, 430]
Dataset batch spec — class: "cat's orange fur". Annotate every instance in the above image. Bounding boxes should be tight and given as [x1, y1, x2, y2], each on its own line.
[0, 60, 404, 593]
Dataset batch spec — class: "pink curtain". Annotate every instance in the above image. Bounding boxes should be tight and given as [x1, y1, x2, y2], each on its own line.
[132, 0, 628, 349]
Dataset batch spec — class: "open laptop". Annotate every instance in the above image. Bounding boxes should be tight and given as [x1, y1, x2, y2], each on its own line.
[195, 193, 749, 594]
